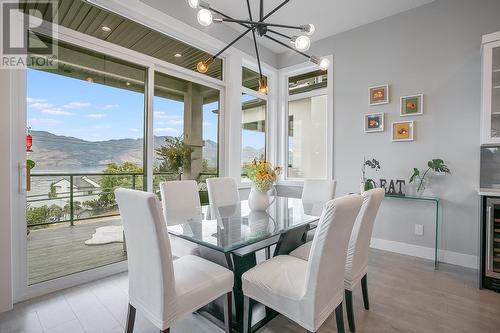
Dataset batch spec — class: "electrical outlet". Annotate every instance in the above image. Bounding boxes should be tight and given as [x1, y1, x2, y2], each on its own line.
[415, 224, 424, 236]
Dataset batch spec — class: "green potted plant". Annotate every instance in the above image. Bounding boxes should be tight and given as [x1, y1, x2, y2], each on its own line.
[361, 157, 381, 193]
[155, 136, 193, 180]
[409, 159, 451, 195]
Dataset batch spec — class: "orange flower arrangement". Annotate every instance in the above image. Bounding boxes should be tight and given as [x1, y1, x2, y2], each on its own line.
[245, 158, 282, 192]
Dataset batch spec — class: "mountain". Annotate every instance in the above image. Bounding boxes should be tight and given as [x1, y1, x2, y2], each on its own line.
[28, 131, 264, 172]
[28, 131, 217, 172]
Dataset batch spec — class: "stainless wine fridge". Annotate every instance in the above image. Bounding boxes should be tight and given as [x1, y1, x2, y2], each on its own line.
[482, 197, 500, 291]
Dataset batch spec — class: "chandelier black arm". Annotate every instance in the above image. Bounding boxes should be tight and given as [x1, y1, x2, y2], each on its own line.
[211, 26, 256, 59]
[210, 8, 248, 29]
[264, 34, 311, 59]
[259, 0, 264, 21]
[260, 0, 290, 22]
[267, 29, 292, 40]
[208, 0, 290, 28]
[217, 18, 303, 31]
[247, 0, 263, 79]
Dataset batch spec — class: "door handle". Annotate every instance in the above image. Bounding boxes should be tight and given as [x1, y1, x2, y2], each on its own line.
[18, 162, 26, 194]
[487, 205, 493, 273]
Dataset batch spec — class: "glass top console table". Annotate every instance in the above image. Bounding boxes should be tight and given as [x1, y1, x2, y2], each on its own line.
[385, 194, 441, 268]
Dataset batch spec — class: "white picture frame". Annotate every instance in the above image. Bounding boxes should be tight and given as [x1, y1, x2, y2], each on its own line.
[400, 94, 424, 116]
[392, 120, 414, 142]
[368, 84, 389, 105]
[364, 112, 384, 133]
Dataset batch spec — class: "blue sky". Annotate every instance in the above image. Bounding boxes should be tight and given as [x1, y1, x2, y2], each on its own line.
[27, 69, 219, 143]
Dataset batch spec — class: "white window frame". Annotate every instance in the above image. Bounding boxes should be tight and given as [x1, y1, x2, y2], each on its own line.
[12, 16, 229, 302]
[238, 59, 276, 188]
[277, 56, 334, 186]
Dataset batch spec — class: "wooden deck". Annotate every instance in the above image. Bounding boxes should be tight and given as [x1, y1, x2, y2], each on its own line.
[28, 217, 127, 285]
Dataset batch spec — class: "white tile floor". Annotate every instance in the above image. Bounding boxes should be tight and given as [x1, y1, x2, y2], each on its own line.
[0, 272, 221, 333]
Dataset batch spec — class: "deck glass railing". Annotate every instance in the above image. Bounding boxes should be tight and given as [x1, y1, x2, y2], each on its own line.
[27, 172, 217, 228]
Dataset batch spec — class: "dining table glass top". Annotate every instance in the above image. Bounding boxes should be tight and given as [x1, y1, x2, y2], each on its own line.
[166, 196, 322, 253]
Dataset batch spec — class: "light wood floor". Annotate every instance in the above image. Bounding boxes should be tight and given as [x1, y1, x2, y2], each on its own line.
[2, 249, 500, 333]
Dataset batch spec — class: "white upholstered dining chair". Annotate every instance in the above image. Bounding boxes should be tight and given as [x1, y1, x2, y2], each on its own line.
[115, 188, 234, 333]
[242, 194, 363, 333]
[302, 179, 337, 215]
[290, 188, 385, 332]
[159, 180, 201, 258]
[206, 177, 240, 219]
[302, 179, 337, 242]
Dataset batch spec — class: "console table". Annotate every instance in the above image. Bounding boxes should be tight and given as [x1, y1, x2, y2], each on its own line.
[385, 195, 441, 268]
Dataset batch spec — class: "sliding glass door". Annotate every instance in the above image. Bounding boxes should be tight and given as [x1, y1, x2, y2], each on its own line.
[22, 40, 222, 291]
[26, 38, 147, 285]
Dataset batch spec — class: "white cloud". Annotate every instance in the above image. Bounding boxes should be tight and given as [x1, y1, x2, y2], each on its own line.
[97, 104, 119, 110]
[29, 102, 53, 109]
[29, 118, 62, 126]
[154, 127, 179, 135]
[129, 128, 139, 132]
[27, 97, 47, 103]
[87, 113, 106, 118]
[157, 119, 183, 126]
[94, 125, 112, 129]
[41, 108, 72, 116]
[154, 112, 183, 121]
[64, 102, 91, 109]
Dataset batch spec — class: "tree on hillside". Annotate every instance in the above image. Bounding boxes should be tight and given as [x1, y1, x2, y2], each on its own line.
[26, 204, 65, 227]
[155, 136, 192, 174]
[47, 183, 57, 199]
[63, 200, 83, 219]
[84, 162, 143, 215]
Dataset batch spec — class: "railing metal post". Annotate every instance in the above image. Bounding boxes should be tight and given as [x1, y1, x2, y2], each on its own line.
[132, 174, 136, 190]
[69, 175, 74, 226]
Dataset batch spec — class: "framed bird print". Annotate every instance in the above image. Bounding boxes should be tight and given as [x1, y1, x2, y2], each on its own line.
[400, 94, 423, 116]
[392, 121, 414, 142]
[364, 112, 384, 133]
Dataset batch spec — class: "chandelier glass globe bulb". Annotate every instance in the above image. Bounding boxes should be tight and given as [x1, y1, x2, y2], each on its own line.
[197, 9, 213, 26]
[187, 0, 199, 9]
[294, 35, 311, 52]
[319, 57, 330, 70]
[305, 24, 315, 35]
[197, 61, 209, 73]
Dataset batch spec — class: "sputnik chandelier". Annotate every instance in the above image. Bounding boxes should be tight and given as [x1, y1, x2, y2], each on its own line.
[187, 0, 330, 94]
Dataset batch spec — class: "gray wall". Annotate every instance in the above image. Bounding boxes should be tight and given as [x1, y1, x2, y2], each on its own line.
[280, 0, 500, 257]
[141, 0, 278, 67]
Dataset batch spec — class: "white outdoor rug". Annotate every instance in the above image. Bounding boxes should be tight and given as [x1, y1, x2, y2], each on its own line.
[85, 226, 124, 245]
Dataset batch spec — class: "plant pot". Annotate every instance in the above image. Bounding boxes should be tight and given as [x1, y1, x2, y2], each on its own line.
[248, 186, 276, 211]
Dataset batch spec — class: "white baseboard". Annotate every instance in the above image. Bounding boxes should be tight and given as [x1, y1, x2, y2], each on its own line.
[370, 238, 478, 269]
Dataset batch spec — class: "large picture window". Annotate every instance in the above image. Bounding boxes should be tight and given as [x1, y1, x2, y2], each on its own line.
[287, 70, 328, 179]
[241, 93, 266, 178]
[153, 72, 220, 198]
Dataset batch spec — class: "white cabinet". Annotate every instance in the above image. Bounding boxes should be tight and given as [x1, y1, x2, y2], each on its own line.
[481, 31, 500, 144]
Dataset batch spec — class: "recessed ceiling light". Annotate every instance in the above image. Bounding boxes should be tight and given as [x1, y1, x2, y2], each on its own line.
[86, 77, 94, 83]
[174, 53, 182, 58]
[101, 26, 112, 32]
[125, 81, 131, 86]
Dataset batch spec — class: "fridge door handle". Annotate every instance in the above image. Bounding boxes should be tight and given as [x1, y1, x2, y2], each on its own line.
[486, 205, 493, 273]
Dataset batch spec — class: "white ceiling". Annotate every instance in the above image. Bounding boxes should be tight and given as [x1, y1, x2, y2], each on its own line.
[206, 0, 435, 53]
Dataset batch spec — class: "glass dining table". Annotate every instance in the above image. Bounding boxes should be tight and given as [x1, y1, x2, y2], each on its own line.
[166, 195, 322, 332]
